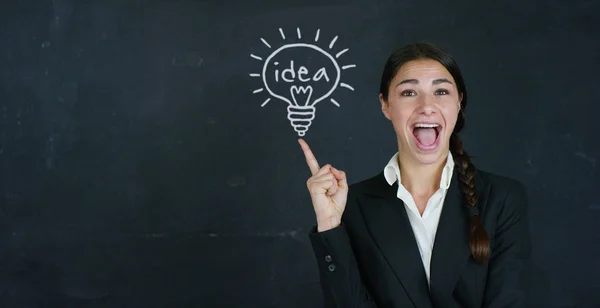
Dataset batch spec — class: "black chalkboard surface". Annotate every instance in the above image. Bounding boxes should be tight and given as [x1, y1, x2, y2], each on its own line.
[1, 0, 599, 307]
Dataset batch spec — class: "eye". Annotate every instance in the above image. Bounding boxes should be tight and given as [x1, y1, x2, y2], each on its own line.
[401, 90, 416, 96]
[435, 89, 449, 95]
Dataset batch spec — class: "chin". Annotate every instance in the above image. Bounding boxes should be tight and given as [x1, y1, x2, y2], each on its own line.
[410, 146, 448, 165]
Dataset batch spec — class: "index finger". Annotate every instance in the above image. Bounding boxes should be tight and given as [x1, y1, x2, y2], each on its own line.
[298, 138, 320, 175]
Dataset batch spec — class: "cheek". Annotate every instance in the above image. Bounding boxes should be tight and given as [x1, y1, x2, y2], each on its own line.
[441, 104, 460, 129]
[388, 105, 413, 129]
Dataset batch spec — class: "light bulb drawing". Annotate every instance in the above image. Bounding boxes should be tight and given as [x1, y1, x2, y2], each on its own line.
[249, 27, 356, 136]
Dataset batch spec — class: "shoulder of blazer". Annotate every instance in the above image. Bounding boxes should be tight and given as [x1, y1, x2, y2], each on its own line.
[347, 171, 393, 200]
[475, 169, 526, 193]
[340, 172, 394, 225]
[472, 168, 529, 239]
[474, 168, 528, 206]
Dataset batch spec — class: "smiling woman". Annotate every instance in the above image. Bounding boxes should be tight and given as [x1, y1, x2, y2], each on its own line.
[298, 42, 531, 307]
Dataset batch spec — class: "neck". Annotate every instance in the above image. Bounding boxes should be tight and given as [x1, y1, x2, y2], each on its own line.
[397, 152, 448, 198]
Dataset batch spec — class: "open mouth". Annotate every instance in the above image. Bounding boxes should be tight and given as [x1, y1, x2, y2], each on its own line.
[412, 123, 442, 150]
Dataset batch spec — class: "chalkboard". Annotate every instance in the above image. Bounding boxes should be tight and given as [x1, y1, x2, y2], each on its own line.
[1, 0, 599, 307]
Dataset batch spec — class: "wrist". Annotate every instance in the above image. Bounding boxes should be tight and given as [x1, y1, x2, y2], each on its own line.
[317, 217, 341, 232]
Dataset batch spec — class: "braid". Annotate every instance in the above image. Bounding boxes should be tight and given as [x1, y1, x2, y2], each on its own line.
[450, 133, 490, 263]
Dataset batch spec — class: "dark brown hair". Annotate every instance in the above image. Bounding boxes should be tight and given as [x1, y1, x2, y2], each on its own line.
[379, 42, 490, 263]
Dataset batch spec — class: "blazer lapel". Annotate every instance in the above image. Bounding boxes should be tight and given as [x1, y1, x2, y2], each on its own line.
[358, 172, 433, 308]
[429, 168, 491, 303]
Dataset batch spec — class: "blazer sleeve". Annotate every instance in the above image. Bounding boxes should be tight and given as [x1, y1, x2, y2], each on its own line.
[483, 181, 532, 307]
[309, 223, 378, 308]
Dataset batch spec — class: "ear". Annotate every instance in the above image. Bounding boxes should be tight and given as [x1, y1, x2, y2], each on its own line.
[379, 93, 391, 120]
[458, 93, 463, 111]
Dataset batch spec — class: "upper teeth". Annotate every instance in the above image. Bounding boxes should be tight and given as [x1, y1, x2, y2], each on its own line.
[414, 123, 439, 128]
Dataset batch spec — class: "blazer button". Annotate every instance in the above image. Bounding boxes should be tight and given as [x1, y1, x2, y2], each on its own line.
[325, 255, 332, 262]
[328, 264, 336, 272]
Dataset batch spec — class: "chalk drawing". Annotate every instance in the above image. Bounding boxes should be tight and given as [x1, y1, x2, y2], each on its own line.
[249, 28, 356, 136]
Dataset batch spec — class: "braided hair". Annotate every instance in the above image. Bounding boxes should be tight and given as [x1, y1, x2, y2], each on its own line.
[379, 42, 490, 263]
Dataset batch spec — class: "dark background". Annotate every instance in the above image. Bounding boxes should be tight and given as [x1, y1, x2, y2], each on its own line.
[1, 0, 599, 307]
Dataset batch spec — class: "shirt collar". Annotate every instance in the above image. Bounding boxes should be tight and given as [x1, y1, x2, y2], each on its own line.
[383, 151, 455, 190]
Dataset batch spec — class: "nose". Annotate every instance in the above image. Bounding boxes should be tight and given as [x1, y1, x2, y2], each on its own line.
[417, 94, 437, 115]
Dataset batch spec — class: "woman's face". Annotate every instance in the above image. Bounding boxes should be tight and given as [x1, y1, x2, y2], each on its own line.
[380, 58, 462, 166]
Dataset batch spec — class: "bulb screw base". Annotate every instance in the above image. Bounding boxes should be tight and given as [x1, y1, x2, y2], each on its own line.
[287, 105, 316, 136]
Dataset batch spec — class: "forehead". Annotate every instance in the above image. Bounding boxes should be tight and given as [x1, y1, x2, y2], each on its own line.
[393, 59, 455, 83]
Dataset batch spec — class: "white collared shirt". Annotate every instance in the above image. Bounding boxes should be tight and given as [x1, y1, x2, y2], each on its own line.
[383, 152, 455, 285]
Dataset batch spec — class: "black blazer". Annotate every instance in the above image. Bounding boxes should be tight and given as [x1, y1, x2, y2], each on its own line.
[309, 167, 531, 308]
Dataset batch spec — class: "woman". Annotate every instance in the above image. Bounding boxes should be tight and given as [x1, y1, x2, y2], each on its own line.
[298, 42, 531, 307]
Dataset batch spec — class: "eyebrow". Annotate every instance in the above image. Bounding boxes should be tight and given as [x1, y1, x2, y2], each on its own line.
[397, 78, 454, 86]
[432, 78, 453, 85]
